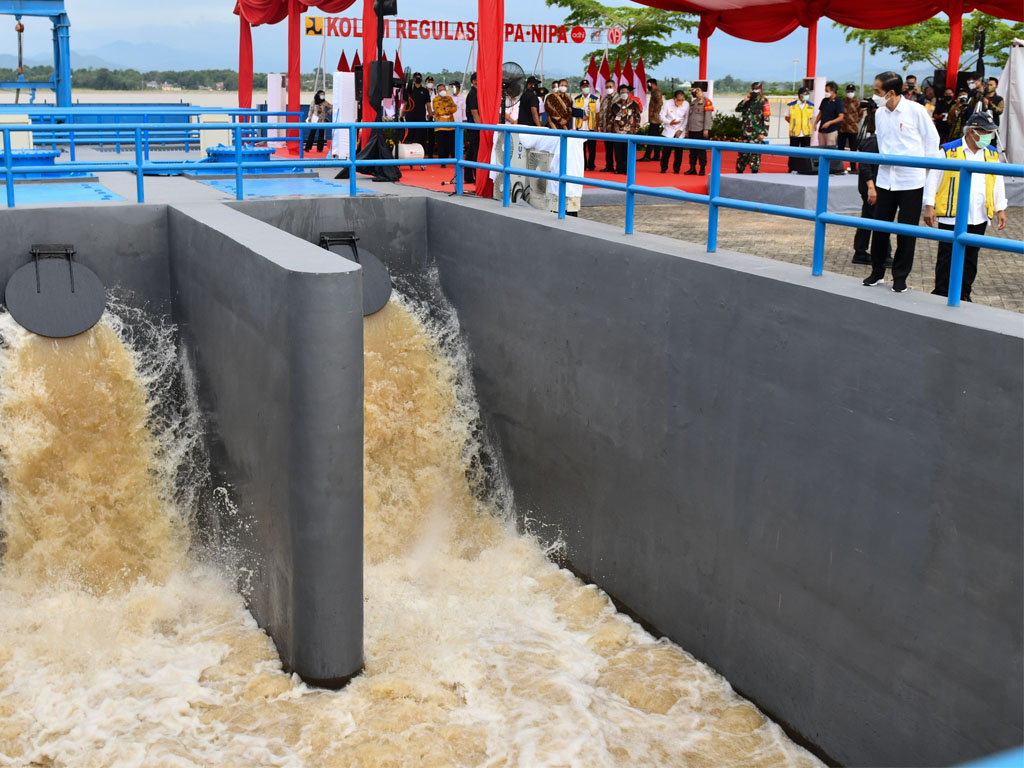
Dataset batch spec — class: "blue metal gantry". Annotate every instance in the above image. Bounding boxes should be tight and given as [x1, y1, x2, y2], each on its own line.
[1, 1, 71, 106]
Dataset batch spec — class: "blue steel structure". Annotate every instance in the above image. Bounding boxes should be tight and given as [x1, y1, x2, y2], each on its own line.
[1, 114, 1022, 309]
[0, 1, 71, 106]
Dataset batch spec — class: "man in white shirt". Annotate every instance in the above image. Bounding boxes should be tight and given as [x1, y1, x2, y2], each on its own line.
[449, 81, 466, 123]
[923, 112, 1008, 302]
[659, 89, 690, 174]
[865, 71, 943, 293]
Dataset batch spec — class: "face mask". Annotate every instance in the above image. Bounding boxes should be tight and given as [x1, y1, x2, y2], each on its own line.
[606, 88, 615, 95]
[438, 90, 447, 97]
[975, 132, 993, 147]
[799, 95, 806, 102]
[846, 91, 856, 98]
[582, 87, 590, 95]
[872, 94, 886, 108]
[619, 93, 629, 101]
[967, 82, 976, 90]
[560, 86, 568, 93]
[414, 79, 421, 85]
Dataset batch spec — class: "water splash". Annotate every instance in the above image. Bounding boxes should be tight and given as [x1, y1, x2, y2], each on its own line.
[0, 294, 823, 767]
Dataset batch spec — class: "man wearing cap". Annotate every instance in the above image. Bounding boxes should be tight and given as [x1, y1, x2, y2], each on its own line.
[545, 78, 573, 130]
[923, 112, 1008, 301]
[573, 79, 600, 170]
[684, 81, 714, 176]
[814, 81, 844, 151]
[865, 71, 942, 293]
[735, 82, 770, 173]
[641, 78, 664, 162]
[785, 87, 814, 172]
[518, 76, 542, 129]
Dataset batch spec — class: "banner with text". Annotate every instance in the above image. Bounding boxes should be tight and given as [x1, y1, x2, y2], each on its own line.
[305, 15, 617, 45]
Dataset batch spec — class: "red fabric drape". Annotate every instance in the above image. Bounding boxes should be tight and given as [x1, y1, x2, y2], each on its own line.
[359, 0, 377, 146]
[288, 0, 301, 118]
[629, 0, 1021, 40]
[239, 17, 254, 109]
[805, 18, 817, 78]
[475, 0, 503, 197]
[947, 10, 963, 90]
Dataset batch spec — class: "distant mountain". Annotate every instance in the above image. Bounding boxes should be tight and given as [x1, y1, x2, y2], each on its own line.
[77, 40, 237, 72]
[0, 51, 120, 70]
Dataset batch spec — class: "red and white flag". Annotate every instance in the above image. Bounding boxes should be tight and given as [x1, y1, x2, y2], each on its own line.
[633, 57, 648, 113]
[598, 53, 611, 94]
[613, 56, 622, 87]
[394, 50, 404, 80]
[586, 55, 598, 90]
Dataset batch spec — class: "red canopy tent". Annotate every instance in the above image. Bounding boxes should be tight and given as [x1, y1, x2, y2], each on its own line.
[628, 0, 1024, 84]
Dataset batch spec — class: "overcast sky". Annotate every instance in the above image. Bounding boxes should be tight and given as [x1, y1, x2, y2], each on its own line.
[11, 0, 929, 82]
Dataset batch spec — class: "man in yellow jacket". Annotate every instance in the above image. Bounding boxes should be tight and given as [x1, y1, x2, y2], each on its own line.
[431, 85, 459, 166]
[572, 79, 600, 170]
[785, 87, 814, 173]
[923, 112, 1008, 301]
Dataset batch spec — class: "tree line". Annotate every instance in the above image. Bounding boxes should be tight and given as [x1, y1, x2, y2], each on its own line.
[0, 66, 272, 91]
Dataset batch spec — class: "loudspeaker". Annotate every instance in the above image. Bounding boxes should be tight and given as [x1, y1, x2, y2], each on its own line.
[934, 69, 976, 93]
[353, 64, 363, 105]
[369, 60, 394, 105]
[792, 156, 818, 175]
[373, 0, 398, 15]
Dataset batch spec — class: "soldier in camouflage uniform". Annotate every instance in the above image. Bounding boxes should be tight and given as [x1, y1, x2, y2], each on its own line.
[735, 81, 770, 173]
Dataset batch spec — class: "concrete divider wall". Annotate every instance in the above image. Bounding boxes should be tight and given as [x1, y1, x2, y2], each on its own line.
[421, 195, 1024, 767]
[0, 205, 172, 314]
[167, 203, 365, 687]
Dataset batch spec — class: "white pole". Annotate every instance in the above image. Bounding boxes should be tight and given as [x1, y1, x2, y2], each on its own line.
[860, 41, 866, 97]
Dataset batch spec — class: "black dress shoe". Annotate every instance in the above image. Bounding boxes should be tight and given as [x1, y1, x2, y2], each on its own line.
[683, 169, 697, 175]
[851, 251, 872, 265]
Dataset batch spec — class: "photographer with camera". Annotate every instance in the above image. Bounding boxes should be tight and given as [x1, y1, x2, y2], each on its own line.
[735, 82, 769, 174]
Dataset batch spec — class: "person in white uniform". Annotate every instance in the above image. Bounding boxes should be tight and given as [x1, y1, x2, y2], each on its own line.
[659, 89, 690, 174]
[864, 71, 943, 293]
[923, 112, 1008, 301]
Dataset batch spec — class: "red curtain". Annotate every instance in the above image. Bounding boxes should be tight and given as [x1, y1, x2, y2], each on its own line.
[475, 0, 503, 197]
[629, 0, 1021, 39]
[239, 17, 254, 108]
[359, 0, 378, 145]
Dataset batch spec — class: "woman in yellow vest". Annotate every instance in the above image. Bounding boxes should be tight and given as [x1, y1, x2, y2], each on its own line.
[785, 87, 814, 172]
[923, 112, 1008, 302]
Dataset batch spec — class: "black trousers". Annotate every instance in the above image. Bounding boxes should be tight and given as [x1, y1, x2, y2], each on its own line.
[583, 139, 597, 169]
[661, 146, 684, 173]
[435, 129, 454, 161]
[602, 140, 617, 170]
[687, 130, 706, 171]
[870, 186, 924, 282]
[787, 135, 811, 171]
[641, 123, 662, 160]
[837, 132, 859, 168]
[304, 129, 326, 152]
[933, 221, 987, 300]
[425, 126, 436, 157]
[463, 129, 479, 184]
[613, 140, 628, 173]
[407, 126, 428, 150]
[853, 193, 891, 257]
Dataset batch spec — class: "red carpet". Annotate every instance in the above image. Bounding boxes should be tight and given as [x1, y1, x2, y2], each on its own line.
[275, 142, 791, 196]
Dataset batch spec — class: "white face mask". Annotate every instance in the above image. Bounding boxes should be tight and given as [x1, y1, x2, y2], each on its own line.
[606, 88, 615, 96]
[560, 86, 568, 93]
[582, 87, 590, 95]
[846, 91, 856, 98]
[619, 92, 629, 101]
[438, 90, 447, 98]
[872, 94, 886, 108]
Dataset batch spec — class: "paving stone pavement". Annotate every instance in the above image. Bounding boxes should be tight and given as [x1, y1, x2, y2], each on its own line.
[580, 204, 1024, 313]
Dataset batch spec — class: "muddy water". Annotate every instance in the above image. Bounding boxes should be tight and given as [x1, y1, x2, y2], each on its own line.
[0, 300, 822, 768]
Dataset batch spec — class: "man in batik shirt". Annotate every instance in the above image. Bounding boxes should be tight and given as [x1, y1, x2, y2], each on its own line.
[608, 84, 642, 174]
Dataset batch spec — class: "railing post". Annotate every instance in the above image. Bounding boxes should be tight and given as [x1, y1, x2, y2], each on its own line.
[233, 125, 244, 201]
[948, 168, 973, 307]
[348, 125, 357, 197]
[707, 145, 721, 252]
[455, 125, 463, 196]
[115, 114, 121, 154]
[558, 132, 568, 219]
[502, 130, 511, 208]
[143, 114, 150, 161]
[134, 127, 145, 203]
[625, 138, 636, 235]
[69, 126, 75, 162]
[812, 150, 831, 275]
[3, 128, 14, 208]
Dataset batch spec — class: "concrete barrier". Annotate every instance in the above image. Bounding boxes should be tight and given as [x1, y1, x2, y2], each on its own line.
[413, 194, 1023, 767]
[0, 202, 366, 688]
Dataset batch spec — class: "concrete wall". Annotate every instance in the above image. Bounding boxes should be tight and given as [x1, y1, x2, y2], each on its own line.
[421, 195, 1024, 767]
[0, 204, 172, 314]
[167, 203, 365, 687]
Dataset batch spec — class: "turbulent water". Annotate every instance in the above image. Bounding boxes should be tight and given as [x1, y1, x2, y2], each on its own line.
[0, 296, 823, 768]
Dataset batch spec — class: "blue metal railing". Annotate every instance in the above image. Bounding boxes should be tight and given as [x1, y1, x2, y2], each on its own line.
[1, 116, 1021, 309]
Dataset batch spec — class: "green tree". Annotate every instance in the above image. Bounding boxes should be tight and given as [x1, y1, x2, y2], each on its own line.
[838, 12, 1024, 71]
[546, 0, 699, 69]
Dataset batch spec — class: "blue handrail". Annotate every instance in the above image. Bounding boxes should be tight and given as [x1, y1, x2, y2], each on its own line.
[1, 117, 1020, 309]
